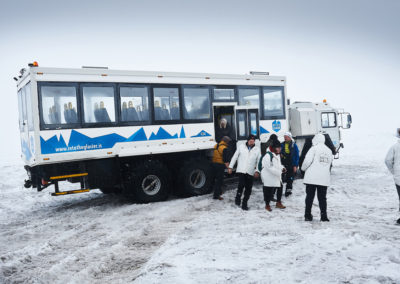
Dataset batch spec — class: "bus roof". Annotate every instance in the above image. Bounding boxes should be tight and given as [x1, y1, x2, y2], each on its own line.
[16, 66, 286, 88]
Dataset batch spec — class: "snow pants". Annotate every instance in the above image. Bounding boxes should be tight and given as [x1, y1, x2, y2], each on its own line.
[237, 173, 254, 204]
[272, 186, 283, 202]
[305, 184, 327, 217]
[397, 184, 400, 210]
[211, 163, 225, 199]
[282, 159, 294, 190]
[263, 186, 281, 205]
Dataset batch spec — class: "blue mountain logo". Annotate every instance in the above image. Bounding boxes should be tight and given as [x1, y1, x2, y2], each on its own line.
[149, 127, 178, 140]
[179, 126, 186, 138]
[260, 126, 270, 134]
[41, 128, 148, 154]
[40, 126, 209, 154]
[191, 130, 211, 138]
[21, 138, 32, 160]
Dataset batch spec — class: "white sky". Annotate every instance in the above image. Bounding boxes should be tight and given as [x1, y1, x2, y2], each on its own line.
[1, 0, 399, 159]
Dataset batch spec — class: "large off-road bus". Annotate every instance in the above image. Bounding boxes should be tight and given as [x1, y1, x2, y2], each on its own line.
[15, 63, 289, 202]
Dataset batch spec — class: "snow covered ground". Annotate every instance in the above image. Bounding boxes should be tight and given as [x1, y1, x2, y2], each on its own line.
[1, 129, 400, 283]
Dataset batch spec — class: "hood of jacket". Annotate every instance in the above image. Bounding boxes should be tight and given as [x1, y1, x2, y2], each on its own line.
[312, 133, 325, 146]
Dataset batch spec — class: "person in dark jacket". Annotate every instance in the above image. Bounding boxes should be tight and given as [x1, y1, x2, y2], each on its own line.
[261, 134, 279, 156]
[216, 118, 236, 160]
[281, 132, 299, 197]
[211, 136, 232, 200]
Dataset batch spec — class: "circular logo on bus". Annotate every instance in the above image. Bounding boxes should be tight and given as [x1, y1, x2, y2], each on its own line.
[272, 120, 281, 132]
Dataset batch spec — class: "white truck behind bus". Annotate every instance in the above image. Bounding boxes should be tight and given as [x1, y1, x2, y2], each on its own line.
[288, 100, 352, 158]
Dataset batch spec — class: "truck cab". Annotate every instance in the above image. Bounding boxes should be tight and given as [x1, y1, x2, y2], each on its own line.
[288, 100, 352, 157]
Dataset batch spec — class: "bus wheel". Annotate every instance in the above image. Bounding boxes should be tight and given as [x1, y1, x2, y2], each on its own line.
[124, 160, 170, 203]
[179, 159, 212, 196]
[99, 186, 122, 195]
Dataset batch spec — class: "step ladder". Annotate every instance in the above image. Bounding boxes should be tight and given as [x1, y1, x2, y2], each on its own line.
[49, 173, 90, 196]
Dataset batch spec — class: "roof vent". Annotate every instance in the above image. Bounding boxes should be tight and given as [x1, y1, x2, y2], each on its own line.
[249, 71, 269, 76]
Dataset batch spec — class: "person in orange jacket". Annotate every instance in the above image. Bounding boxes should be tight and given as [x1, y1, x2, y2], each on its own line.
[211, 136, 232, 200]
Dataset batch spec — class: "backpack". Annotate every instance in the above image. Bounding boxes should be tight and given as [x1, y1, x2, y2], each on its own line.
[258, 152, 274, 172]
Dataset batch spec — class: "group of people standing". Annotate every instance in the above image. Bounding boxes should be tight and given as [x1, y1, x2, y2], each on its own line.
[211, 119, 335, 221]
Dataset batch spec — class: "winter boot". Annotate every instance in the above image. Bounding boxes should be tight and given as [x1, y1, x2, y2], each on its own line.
[284, 189, 292, 197]
[305, 214, 313, 221]
[321, 213, 329, 222]
[397, 218, 400, 225]
[276, 202, 286, 209]
[213, 196, 224, 200]
[242, 201, 249, 211]
[265, 204, 272, 212]
[235, 194, 241, 206]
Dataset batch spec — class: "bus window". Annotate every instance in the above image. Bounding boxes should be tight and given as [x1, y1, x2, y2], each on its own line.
[182, 87, 210, 120]
[40, 85, 78, 125]
[237, 111, 247, 138]
[321, 112, 337, 128]
[82, 86, 115, 123]
[17, 89, 25, 131]
[24, 83, 34, 131]
[249, 112, 258, 136]
[263, 87, 285, 119]
[120, 86, 149, 122]
[213, 88, 235, 100]
[153, 87, 180, 121]
[238, 88, 260, 108]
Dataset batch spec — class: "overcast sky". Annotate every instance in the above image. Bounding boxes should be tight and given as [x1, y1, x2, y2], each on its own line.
[0, 0, 399, 159]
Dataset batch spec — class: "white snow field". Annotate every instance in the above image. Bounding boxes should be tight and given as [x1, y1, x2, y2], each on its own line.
[1, 130, 400, 284]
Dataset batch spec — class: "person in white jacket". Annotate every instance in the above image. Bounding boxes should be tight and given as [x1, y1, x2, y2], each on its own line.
[301, 133, 333, 222]
[384, 128, 400, 225]
[228, 134, 260, 210]
[258, 139, 287, 211]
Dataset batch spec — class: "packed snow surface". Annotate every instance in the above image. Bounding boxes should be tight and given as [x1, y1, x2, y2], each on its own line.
[1, 130, 400, 283]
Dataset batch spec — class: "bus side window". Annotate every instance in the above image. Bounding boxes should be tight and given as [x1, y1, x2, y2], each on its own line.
[182, 86, 210, 120]
[82, 86, 115, 123]
[120, 86, 149, 122]
[238, 88, 260, 108]
[263, 86, 285, 119]
[40, 85, 78, 127]
[153, 87, 180, 121]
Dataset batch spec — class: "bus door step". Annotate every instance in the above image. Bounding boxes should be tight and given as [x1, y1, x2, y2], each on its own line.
[49, 172, 89, 196]
[51, 189, 91, 196]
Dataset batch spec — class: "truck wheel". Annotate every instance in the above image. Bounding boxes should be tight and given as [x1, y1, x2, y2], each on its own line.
[179, 159, 213, 196]
[123, 160, 170, 203]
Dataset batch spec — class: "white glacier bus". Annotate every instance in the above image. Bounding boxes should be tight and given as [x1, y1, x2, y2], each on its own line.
[15, 63, 289, 202]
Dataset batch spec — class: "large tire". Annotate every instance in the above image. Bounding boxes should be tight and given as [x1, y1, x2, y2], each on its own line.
[123, 160, 170, 203]
[179, 159, 213, 196]
[99, 186, 122, 195]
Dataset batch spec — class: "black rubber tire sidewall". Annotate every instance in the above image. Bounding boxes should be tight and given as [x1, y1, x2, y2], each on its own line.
[179, 159, 213, 196]
[126, 160, 170, 203]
